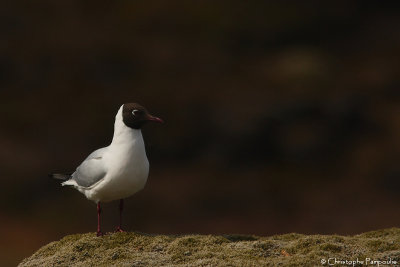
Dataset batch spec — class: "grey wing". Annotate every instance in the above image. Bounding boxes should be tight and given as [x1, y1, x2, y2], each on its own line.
[72, 147, 107, 187]
[84, 147, 107, 161]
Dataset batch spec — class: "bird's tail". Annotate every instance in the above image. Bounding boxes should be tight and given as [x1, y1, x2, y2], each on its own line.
[49, 173, 72, 181]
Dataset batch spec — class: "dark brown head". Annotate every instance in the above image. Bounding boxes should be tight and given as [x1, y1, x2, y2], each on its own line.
[122, 103, 163, 129]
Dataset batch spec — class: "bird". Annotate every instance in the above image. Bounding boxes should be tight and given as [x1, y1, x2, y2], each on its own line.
[51, 103, 163, 236]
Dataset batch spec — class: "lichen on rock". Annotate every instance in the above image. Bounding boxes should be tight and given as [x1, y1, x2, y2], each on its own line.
[19, 228, 400, 266]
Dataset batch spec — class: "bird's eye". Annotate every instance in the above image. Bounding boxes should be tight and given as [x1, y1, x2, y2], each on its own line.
[132, 109, 139, 116]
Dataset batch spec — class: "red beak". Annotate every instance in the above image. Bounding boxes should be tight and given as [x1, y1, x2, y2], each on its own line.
[147, 115, 164, 123]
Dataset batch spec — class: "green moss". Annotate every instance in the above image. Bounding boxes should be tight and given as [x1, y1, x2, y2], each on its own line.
[254, 240, 276, 251]
[224, 234, 258, 242]
[358, 228, 400, 238]
[320, 243, 342, 253]
[366, 240, 398, 252]
[271, 232, 304, 241]
[18, 228, 400, 267]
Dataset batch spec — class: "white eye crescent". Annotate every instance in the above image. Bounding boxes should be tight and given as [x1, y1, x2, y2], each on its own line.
[132, 109, 139, 116]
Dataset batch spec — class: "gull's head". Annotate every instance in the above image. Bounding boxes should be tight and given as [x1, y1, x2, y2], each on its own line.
[122, 103, 163, 129]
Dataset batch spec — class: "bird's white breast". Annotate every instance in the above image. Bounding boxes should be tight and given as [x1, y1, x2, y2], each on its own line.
[84, 108, 150, 203]
[94, 141, 149, 202]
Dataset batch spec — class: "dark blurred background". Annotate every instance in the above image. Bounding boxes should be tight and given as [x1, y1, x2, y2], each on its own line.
[1, 1, 400, 265]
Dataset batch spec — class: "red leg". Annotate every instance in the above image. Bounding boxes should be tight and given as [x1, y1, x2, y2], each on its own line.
[97, 202, 103, 236]
[116, 199, 125, 232]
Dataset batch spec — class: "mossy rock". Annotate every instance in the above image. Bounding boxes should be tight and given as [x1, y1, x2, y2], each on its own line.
[19, 228, 400, 266]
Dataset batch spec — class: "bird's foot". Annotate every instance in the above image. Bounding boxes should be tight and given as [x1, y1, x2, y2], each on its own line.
[115, 227, 125, 233]
[96, 231, 104, 237]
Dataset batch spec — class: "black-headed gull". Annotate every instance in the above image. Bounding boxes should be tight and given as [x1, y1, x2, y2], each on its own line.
[51, 103, 163, 236]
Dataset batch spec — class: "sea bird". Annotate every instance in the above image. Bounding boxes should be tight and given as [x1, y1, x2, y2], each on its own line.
[51, 103, 163, 236]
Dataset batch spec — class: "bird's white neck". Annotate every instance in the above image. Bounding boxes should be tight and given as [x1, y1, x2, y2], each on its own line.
[110, 106, 144, 147]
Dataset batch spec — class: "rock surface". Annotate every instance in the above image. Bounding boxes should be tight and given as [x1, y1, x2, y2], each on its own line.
[19, 228, 400, 266]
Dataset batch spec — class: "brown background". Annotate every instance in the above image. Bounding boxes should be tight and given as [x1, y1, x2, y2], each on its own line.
[1, 1, 400, 265]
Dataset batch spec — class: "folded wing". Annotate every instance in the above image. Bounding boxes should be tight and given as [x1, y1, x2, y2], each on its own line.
[71, 147, 108, 188]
